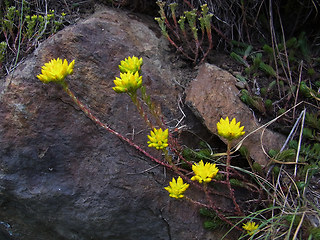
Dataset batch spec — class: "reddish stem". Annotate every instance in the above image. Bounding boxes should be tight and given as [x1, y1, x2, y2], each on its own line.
[203, 186, 242, 231]
[130, 93, 154, 129]
[63, 86, 172, 169]
[226, 141, 243, 215]
[165, 34, 194, 61]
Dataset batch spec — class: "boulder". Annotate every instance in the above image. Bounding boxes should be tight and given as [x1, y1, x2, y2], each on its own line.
[0, 6, 217, 240]
[186, 63, 286, 166]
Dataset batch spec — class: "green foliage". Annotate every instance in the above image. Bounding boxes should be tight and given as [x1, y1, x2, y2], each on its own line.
[272, 165, 280, 177]
[239, 145, 250, 159]
[277, 108, 286, 116]
[230, 178, 244, 187]
[240, 89, 266, 114]
[307, 68, 316, 76]
[264, 99, 273, 111]
[0, 1, 67, 72]
[252, 162, 263, 174]
[299, 111, 320, 143]
[199, 207, 217, 218]
[182, 143, 212, 162]
[154, 17, 168, 37]
[230, 32, 319, 122]
[303, 127, 315, 140]
[284, 214, 302, 227]
[289, 140, 320, 162]
[295, 181, 306, 190]
[299, 82, 320, 100]
[0, 41, 7, 63]
[230, 52, 249, 68]
[305, 112, 320, 131]
[309, 227, 320, 240]
[203, 220, 221, 230]
[199, 208, 225, 230]
[155, 1, 213, 64]
[298, 32, 311, 62]
[259, 62, 276, 77]
[269, 149, 296, 162]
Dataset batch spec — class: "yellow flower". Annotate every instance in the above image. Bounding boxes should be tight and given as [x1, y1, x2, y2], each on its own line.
[242, 221, 259, 236]
[119, 56, 143, 74]
[216, 117, 245, 141]
[164, 176, 189, 199]
[147, 128, 169, 150]
[37, 58, 75, 84]
[191, 160, 219, 183]
[113, 71, 143, 93]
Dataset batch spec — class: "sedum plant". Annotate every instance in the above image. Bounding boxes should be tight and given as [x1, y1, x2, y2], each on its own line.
[36, 55, 251, 234]
[242, 221, 259, 236]
[155, 1, 213, 64]
[37, 58, 75, 86]
[164, 176, 189, 199]
[36, 55, 319, 239]
[1, 1, 66, 75]
[190, 160, 219, 184]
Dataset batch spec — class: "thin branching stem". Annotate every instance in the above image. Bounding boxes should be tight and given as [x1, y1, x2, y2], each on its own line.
[63, 85, 173, 169]
[226, 141, 243, 215]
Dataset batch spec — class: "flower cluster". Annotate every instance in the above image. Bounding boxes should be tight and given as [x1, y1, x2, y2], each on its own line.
[164, 160, 219, 198]
[119, 56, 143, 74]
[217, 117, 245, 141]
[191, 160, 219, 183]
[37, 58, 75, 84]
[113, 56, 143, 94]
[242, 221, 259, 235]
[147, 128, 169, 150]
[112, 72, 142, 93]
[164, 176, 189, 199]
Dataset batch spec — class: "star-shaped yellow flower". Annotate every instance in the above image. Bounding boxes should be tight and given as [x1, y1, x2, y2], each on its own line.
[242, 221, 259, 235]
[164, 176, 189, 199]
[147, 128, 169, 150]
[37, 58, 75, 84]
[216, 117, 245, 141]
[119, 56, 143, 74]
[113, 71, 143, 94]
[191, 160, 219, 184]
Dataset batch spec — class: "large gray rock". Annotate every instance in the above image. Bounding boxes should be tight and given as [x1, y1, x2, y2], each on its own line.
[0, 7, 217, 240]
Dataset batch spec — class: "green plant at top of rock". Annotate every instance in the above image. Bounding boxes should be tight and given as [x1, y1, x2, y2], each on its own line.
[0, 1, 66, 74]
[155, 1, 213, 64]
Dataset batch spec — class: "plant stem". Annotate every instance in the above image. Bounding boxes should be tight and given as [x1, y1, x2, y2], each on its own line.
[140, 87, 165, 129]
[226, 140, 243, 215]
[203, 186, 242, 231]
[63, 85, 172, 169]
[129, 92, 154, 129]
